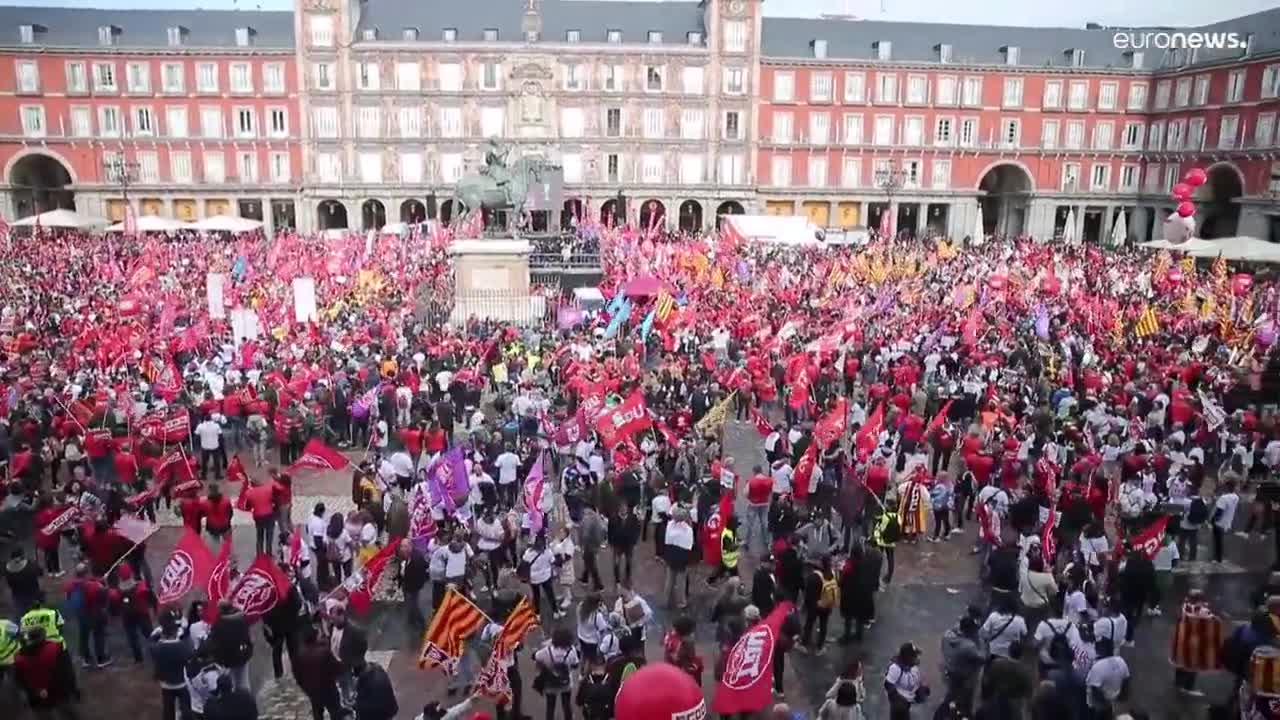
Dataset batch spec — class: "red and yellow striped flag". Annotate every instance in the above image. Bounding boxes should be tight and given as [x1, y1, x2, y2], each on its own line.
[494, 595, 540, 655]
[418, 588, 488, 673]
[655, 289, 676, 323]
[1134, 305, 1160, 338]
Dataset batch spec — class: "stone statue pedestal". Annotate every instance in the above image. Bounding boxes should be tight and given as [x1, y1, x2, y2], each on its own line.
[450, 239, 542, 324]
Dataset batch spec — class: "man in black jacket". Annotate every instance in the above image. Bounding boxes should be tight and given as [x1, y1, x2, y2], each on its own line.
[207, 601, 252, 691]
[149, 609, 194, 720]
[352, 647, 398, 720]
[261, 580, 303, 680]
[400, 539, 430, 631]
[607, 503, 640, 587]
[204, 673, 258, 720]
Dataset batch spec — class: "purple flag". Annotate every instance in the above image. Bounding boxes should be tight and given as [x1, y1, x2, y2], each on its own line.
[525, 452, 546, 534]
[426, 447, 469, 513]
[1034, 304, 1051, 340]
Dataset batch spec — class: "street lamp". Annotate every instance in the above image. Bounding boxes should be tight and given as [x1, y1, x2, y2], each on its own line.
[874, 166, 906, 237]
[102, 154, 140, 218]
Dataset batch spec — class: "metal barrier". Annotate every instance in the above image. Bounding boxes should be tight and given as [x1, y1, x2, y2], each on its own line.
[529, 252, 602, 269]
[446, 289, 552, 326]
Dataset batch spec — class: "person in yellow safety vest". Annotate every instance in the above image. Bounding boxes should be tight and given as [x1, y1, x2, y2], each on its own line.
[0, 619, 18, 689]
[711, 516, 741, 585]
[19, 594, 65, 648]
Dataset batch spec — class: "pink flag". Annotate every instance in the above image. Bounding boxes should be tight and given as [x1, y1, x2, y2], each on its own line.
[525, 453, 546, 533]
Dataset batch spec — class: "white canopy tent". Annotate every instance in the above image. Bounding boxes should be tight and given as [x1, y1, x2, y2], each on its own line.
[1109, 210, 1128, 247]
[190, 214, 263, 233]
[1186, 236, 1280, 263]
[11, 209, 104, 229]
[1062, 208, 1078, 245]
[1138, 237, 1217, 252]
[719, 214, 823, 246]
[106, 215, 193, 233]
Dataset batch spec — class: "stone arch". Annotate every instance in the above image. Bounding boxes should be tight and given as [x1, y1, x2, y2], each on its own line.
[7, 151, 77, 217]
[317, 200, 349, 231]
[1197, 162, 1244, 239]
[639, 199, 666, 230]
[400, 199, 426, 224]
[678, 200, 703, 233]
[977, 163, 1035, 238]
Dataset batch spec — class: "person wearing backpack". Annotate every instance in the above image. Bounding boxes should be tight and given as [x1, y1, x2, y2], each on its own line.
[1179, 491, 1209, 561]
[800, 555, 838, 653]
[871, 506, 900, 587]
[1032, 601, 1081, 679]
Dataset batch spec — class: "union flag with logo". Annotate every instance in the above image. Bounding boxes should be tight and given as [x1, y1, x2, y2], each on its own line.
[594, 390, 652, 448]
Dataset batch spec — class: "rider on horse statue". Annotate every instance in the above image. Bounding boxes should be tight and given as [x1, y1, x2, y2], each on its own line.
[481, 139, 511, 189]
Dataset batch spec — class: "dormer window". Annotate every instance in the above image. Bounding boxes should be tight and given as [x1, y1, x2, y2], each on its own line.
[687, 31, 702, 45]
[360, 28, 377, 41]
[1003, 46, 1020, 65]
[1126, 50, 1144, 69]
[874, 40, 891, 60]
[566, 29, 580, 43]
[235, 27, 255, 47]
[483, 28, 499, 42]
[166, 26, 187, 46]
[1068, 48, 1085, 67]
[607, 29, 622, 43]
[936, 43, 953, 63]
[18, 24, 39, 44]
[402, 27, 418, 41]
[813, 39, 827, 59]
[442, 28, 457, 42]
[648, 31, 663, 44]
[98, 25, 118, 46]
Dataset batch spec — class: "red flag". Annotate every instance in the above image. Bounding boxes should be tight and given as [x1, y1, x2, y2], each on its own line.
[787, 366, 812, 410]
[204, 538, 234, 620]
[962, 307, 983, 346]
[146, 357, 183, 400]
[701, 491, 734, 567]
[155, 447, 194, 484]
[225, 553, 292, 622]
[814, 397, 848, 449]
[287, 438, 351, 474]
[38, 506, 82, 539]
[749, 406, 773, 437]
[594, 390, 652, 448]
[551, 410, 587, 446]
[793, 442, 819, 500]
[927, 399, 954, 436]
[1129, 515, 1172, 560]
[1041, 508, 1058, 563]
[345, 538, 400, 615]
[157, 529, 217, 606]
[654, 420, 680, 448]
[855, 402, 885, 462]
[712, 602, 796, 715]
[226, 456, 249, 484]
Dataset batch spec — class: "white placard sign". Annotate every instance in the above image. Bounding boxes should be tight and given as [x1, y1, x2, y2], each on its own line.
[292, 277, 318, 323]
[228, 307, 260, 346]
[206, 273, 226, 319]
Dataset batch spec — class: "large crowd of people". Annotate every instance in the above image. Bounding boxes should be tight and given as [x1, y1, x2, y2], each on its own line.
[0, 220, 1278, 720]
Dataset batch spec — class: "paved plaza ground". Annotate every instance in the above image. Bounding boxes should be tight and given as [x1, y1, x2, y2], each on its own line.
[4, 417, 1273, 719]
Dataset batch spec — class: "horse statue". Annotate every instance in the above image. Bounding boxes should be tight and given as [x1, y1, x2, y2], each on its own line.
[449, 140, 544, 235]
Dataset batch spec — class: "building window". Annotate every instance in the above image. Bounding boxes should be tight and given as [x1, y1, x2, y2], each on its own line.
[398, 107, 422, 138]
[1098, 82, 1117, 110]
[958, 118, 977, 147]
[481, 106, 504, 137]
[1090, 163, 1110, 191]
[565, 29, 580, 43]
[1004, 46, 1020, 65]
[196, 63, 218, 93]
[676, 154, 701, 185]
[604, 65, 623, 92]
[1148, 120, 1164, 150]
[938, 43, 953, 63]
[358, 62, 380, 91]
[808, 156, 827, 187]
[1122, 122, 1143, 150]
[166, 106, 188, 137]
[561, 153, 582, 183]
[646, 66, 664, 92]
[563, 64, 584, 91]
[607, 29, 622, 43]
[1188, 118, 1205, 150]
[230, 63, 252, 93]
[315, 153, 341, 183]
[932, 159, 951, 189]
[313, 63, 334, 90]
[66, 62, 88, 93]
[902, 115, 923, 145]
[605, 107, 622, 137]
[1261, 66, 1280, 99]
[1173, 77, 1192, 107]
[843, 114, 863, 144]
[906, 75, 927, 105]
[723, 67, 743, 95]
[396, 62, 420, 91]
[686, 65, 706, 94]
[483, 28, 499, 42]
[358, 152, 381, 183]
[903, 160, 921, 188]
[442, 28, 457, 42]
[1218, 115, 1239, 149]
[681, 108, 705, 139]
[935, 117, 953, 146]
[724, 111, 740, 140]
[270, 152, 290, 183]
[962, 77, 982, 106]
[936, 76, 957, 106]
[841, 158, 861, 188]
[811, 72, 833, 102]
[1042, 81, 1062, 109]
[688, 31, 703, 45]
[876, 73, 897, 104]
[99, 106, 121, 136]
[133, 107, 155, 136]
[1193, 75, 1210, 105]
[606, 153, 621, 183]
[310, 15, 334, 46]
[481, 62, 500, 91]
[403, 27, 419, 41]
[844, 72, 865, 103]
[1127, 83, 1147, 111]
[772, 112, 793, 144]
[438, 63, 462, 92]
[1119, 165, 1138, 191]
[1226, 70, 1245, 103]
[1041, 119, 1058, 149]
[98, 26, 116, 46]
[20, 106, 44, 137]
[773, 71, 794, 102]
[1001, 118, 1020, 148]
[439, 107, 463, 138]
[1092, 121, 1112, 150]
[200, 107, 223, 138]
[771, 156, 791, 187]
[312, 107, 338, 138]
[136, 151, 159, 183]
[355, 106, 380, 138]
[235, 107, 256, 138]
[1061, 163, 1080, 191]
[14, 61, 39, 94]
[19, 25, 35, 44]
[1001, 78, 1023, 108]
[1065, 120, 1084, 149]
[93, 62, 117, 92]
[1154, 80, 1170, 109]
[647, 30, 663, 44]
[1068, 81, 1088, 110]
[171, 151, 192, 183]
[642, 154, 663, 183]
[561, 107, 585, 138]
[1255, 113, 1276, 148]
[268, 108, 288, 138]
[161, 63, 184, 93]
[1167, 119, 1184, 150]
[1144, 163, 1161, 192]
[809, 112, 830, 144]
[235, 27, 253, 47]
[642, 107, 664, 139]
[724, 20, 746, 52]
[875, 41, 892, 60]
[1164, 165, 1179, 192]
[874, 115, 893, 145]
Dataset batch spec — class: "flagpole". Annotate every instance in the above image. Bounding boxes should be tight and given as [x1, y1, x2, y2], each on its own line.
[102, 524, 161, 578]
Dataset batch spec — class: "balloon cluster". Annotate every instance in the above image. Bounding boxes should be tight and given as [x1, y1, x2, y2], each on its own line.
[1163, 167, 1207, 244]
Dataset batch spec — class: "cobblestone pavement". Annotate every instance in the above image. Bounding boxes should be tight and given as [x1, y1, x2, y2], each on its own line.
[8, 422, 1276, 720]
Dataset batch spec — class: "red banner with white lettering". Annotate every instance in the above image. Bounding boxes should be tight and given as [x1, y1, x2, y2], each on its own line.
[224, 553, 292, 622]
[287, 438, 351, 474]
[814, 397, 848, 449]
[594, 391, 652, 448]
[701, 491, 734, 567]
[1129, 515, 1172, 560]
[712, 601, 795, 715]
[157, 528, 217, 606]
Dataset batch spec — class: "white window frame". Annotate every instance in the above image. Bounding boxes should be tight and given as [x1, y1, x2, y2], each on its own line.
[66, 62, 88, 94]
[1000, 118, 1020, 148]
[1090, 163, 1110, 192]
[1068, 81, 1088, 111]
[170, 151, 193, 183]
[723, 20, 747, 53]
[270, 152, 291, 183]
[1042, 80, 1062, 109]
[1127, 83, 1147, 111]
[1119, 164, 1139, 192]
[234, 106, 256, 139]
[166, 106, 188, 138]
[811, 72, 834, 103]
[645, 65, 664, 93]
[843, 72, 865, 103]
[961, 77, 982, 107]
[842, 114, 863, 145]
[934, 116, 954, 146]
[1098, 82, 1118, 111]
[309, 15, 334, 47]
[905, 74, 928, 105]
[1226, 70, 1245, 103]
[1092, 120, 1113, 150]
[931, 158, 951, 189]
[1193, 74, 1210, 105]
[125, 62, 150, 94]
[132, 106, 155, 137]
[267, 107, 288, 138]
[876, 73, 898, 104]
[773, 71, 794, 102]
[161, 63, 184, 93]
[936, 75, 957, 106]
[20, 105, 45, 138]
[1040, 119, 1058, 150]
[770, 155, 791, 187]
[480, 62, 501, 91]
[229, 62, 252, 94]
[263, 63, 286, 94]
[807, 155, 827, 187]
[1218, 114, 1239, 149]
[841, 157, 861, 188]
[809, 112, 831, 145]
[873, 115, 894, 146]
[98, 105, 121, 137]
[1154, 80, 1171, 110]
[772, 111, 793, 144]
[196, 63, 218, 93]
[1255, 112, 1276, 148]
[1001, 77, 1023, 108]
[93, 62, 118, 92]
[15, 60, 39, 93]
[1061, 162, 1080, 192]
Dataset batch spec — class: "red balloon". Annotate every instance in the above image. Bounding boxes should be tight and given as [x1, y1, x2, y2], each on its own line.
[1171, 183, 1193, 202]
[1184, 168, 1208, 187]
[615, 664, 705, 720]
[1040, 275, 1061, 295]
[1176, 201, 1196, 218]
[1231, 273, 1253, 296]
[988, 274, 1008, 291]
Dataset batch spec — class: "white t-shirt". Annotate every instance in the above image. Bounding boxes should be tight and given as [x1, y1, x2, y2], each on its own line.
[1213, 493, 1240, 530]
[664, 520, 695, 550]
[1064, 590, 1090, 625]
[884, 662, 921, 702]
[1153, 541, 1180, 571]
[1086, 655, 1130, 703]
[495, 452, 521, 485]
[522, 546, 555, 585]
[771, 464, 794, 495]
[435, 544, 473, 579]
[651, 495, 672, 523]
[195, 420, 222, 450]
[435, 371, 453, 393]
[1034, 618, 1082, 665]
[980, 612, 1028, 659]
[1093, 615, 1128, 646]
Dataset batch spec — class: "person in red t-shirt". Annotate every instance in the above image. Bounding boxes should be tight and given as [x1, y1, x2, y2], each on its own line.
[64, 564, 110, 666]
[745, 466, 773, 555]
[240, 478, 279, 556]
[108, 566, 156, 663]
[179, 493, 205, 534]
[203, 486, 234, 541]
[32, 498, 66, 577]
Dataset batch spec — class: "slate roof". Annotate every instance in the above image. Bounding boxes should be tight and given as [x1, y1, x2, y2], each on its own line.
[0, 5, 294, 49]
[355, 0, 706, 45]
